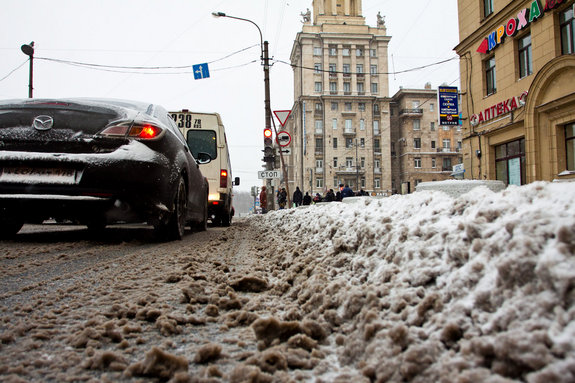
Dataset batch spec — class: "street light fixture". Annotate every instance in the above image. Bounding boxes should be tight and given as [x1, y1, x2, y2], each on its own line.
[20, 42, 34, 98]
[212, 11, 275, 208]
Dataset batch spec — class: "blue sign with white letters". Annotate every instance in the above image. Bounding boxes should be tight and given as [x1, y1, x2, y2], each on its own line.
[193, 63, 210, 80]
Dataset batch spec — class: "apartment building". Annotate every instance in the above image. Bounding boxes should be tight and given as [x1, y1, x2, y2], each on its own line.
[455, 0, 575, 184]
[286, 0, 392, 196]
[390, 85, 464, 194]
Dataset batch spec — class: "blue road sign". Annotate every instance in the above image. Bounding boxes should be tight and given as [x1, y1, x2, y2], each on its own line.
[193, 63, 210, 80]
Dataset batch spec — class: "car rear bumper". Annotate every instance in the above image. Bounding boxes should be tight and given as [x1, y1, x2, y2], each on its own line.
[0, 142, 176, 224]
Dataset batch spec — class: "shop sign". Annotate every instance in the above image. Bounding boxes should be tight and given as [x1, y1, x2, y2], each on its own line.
[477, 0, 567, 53]
[470, 91, 528, 126]
[438, 86, 460, 126]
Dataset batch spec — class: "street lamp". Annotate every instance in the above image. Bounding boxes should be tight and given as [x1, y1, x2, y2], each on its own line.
[212, 11, 275, 209]
[20, 42, 34, 98]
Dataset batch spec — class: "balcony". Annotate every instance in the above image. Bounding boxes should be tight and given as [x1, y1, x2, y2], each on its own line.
[343, 128, 356, 136]
[400, 108, 423, 117]
[437, 147, 461, 153]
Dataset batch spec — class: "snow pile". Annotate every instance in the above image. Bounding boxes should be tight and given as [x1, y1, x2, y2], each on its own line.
[247, 181, 575, 382]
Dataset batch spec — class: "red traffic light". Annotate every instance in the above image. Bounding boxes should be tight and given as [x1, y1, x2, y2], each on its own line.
[263, 128, 272, 138]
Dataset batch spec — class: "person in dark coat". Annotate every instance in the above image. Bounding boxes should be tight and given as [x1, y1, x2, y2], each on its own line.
[293, 187, 303, 207]
[341, 184, 354, 199]
[302, 192, 312, 205]
[324, 189, 335, 202]
[259, 186, 267, 214]
[278, 187, 287, 209]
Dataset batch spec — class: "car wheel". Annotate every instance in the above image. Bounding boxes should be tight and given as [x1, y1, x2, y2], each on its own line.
[221, 209, 231, 227]
[155, 177, 187, 241]
[0, 217, 24, 238]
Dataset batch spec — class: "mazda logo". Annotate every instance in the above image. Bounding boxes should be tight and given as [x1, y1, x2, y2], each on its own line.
[33, 115, 54, 131]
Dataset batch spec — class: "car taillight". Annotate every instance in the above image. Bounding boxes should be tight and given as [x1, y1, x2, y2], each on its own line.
[100, 123, 163, 140]
[220, 169, 228, 188]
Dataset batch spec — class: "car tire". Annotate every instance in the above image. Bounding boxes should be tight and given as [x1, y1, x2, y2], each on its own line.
[155, 177, 187, 241]
[221, 208, 231, 227]
[0, 217, 24, 238]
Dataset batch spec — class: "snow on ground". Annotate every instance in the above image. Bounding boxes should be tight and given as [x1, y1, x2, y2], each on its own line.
[246, 181, 575, 382]
[1, 181, 574, 382]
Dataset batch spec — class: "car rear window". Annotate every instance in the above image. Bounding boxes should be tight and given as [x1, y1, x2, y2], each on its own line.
[186, 130, 217, 160]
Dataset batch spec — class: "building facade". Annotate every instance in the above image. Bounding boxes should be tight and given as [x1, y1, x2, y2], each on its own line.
[455, 0, 575, 185]
[390, 85, 464, 194]
[286, 0, 392, 196]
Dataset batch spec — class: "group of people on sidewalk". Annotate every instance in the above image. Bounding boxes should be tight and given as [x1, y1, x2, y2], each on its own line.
[259, 184, 368, 213]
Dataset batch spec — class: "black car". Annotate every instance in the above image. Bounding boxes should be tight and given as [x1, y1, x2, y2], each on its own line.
[0, 98, 210, 240]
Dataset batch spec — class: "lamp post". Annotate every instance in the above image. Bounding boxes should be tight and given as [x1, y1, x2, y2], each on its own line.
[21, 42, 34, 98]
[212, 12, 275, 209]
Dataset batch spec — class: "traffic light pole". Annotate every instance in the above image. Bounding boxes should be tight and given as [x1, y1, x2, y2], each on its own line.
[263, 41, 275, 210]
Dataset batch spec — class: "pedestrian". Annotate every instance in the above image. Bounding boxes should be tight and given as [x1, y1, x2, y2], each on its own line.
[341, 184, 354, 199]
[313, 193, 322, 204]
[293, 187, 303, 207]
[324, 189, 335, 202]
[302, 192, 312, 205]
[259, 186, 267, 214]
[336, 190, 342, 201]
[278, 187, 287, 209]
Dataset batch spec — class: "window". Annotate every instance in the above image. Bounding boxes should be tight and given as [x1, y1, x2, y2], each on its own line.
[333, 157, 338, 167]
[315, 120, 323, 134]
[371, 83, 378, 94]
[361, 178, 366, 188]
[315, 137, 323, 152]
[430, 122, 435, 131]
[329, 45, 337, 56]
[356, 64, 363, 74]
[334, 178, 339, 188]
[431, 140, 436, 149]
[414, 138, 421, 149]
[314, 63, 322, 74]
[315, 103, 323, 112]
[186, 130, 217, 160]
[329, 64, 337, 74]
[358, 103, 365, 111]
[330, 82, 337, 93]
[360, 119, 365, 131]
[373, 120, 380, 135]
[443, 139, 451, 150]
[414, 157, 422, 168]
[315, 82, 322, 92]
[316, 178, 324, 188]
[374, 104, 380, 113]
[485, 56, 496, 95]
[316, 159, 323, 170]
[430, 103, 434, 112]
[560, 7, 575, 54]
[374, 138, 380, 150]
[565, 123, 575, 170]
[356, 47, 364, 57]
[360, 138, 365, 148]
[496, 139, 526, 186]
[346, 157, 353, 168]
[342, 47, 351, 56]
[413, 120, 421, 130]
[370, 49, 377, 57]
[331, 102, 338, 111]
[343, 64, 351, 74]
[313, 47, 322, 56]
[375, 159, 381, 170]
[345, 119, 353, 134]
[333, 137, 338, 148]
[432, 157, 436, 168]
[483, 0, 493, 18]
[344, 82, 351, 94]
[344, 102, 352, 111]
[332, 118, 337, 130]
[518, 34, 533, 78]
[370, 65, 377, 75]
[346, 138, 353, 148]
[442, 158, 452, 171]
[357, 83, 365, 94]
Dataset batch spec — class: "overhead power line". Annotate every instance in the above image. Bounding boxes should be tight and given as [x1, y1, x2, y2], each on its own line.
[0, 59, 29, 83]
[274, 56, 459, 76]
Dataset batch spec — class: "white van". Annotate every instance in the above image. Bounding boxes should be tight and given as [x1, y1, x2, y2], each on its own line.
[170, 110, 239, 226]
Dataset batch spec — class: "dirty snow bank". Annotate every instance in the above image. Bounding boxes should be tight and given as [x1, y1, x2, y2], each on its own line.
[248, 181, 575, 382]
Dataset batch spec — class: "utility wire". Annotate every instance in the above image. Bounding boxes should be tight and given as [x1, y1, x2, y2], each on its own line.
[274, 56, 459, 76]
[0, 59, 29, 83]
[35, 44, 259, 71]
